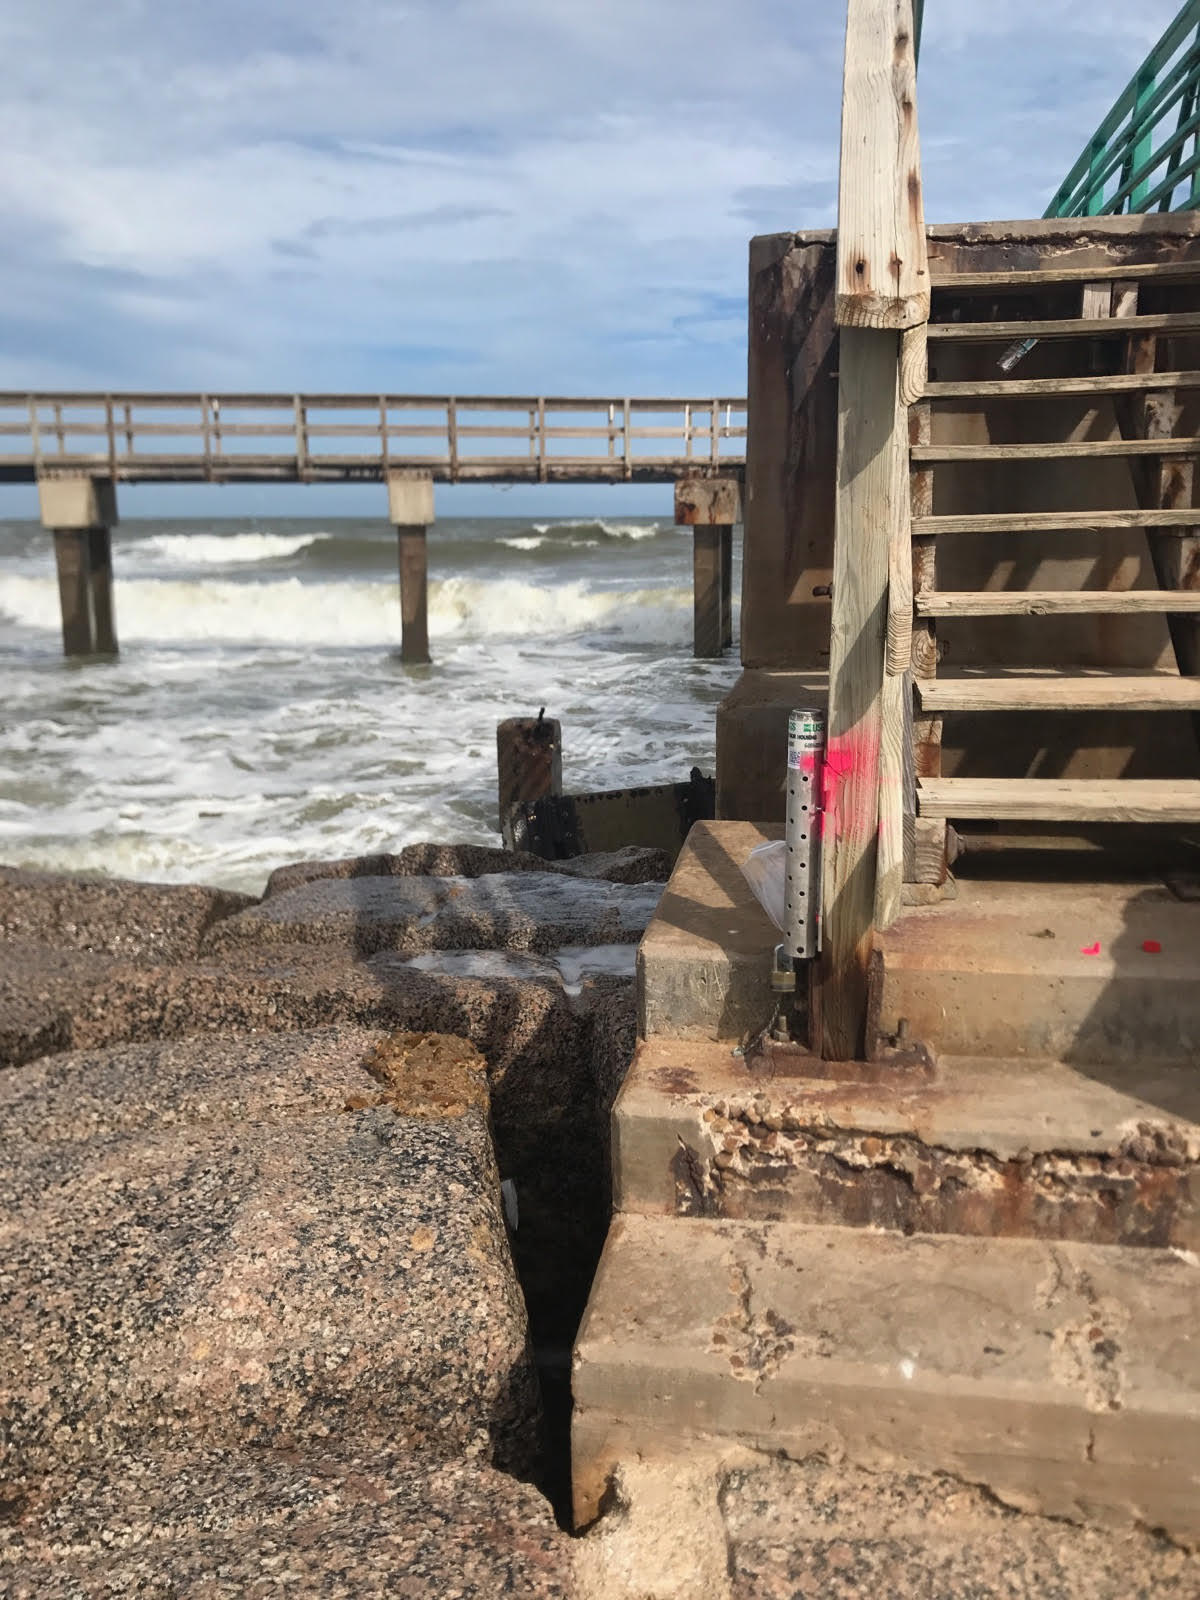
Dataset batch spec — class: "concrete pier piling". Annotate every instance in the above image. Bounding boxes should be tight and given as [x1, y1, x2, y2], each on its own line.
[38, 476, 119, 658]
[387, 471, 434, 664]
[674, 476, 740, 659]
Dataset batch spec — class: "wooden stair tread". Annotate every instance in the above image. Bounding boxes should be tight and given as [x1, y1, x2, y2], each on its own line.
[928, 312, 1200, 341]
[911, 439, 1200, 463]
[915, 591, 1200, 616]
[924, 370, 1200, 400]
[917, 674, 1200, 712]
[917, 777, 1200, 823]
[912, 509, 1200, 535]
[929, 259, 1200, 290]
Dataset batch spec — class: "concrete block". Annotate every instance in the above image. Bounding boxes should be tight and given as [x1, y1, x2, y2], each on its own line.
[573, 1213, 1200, 1540]
[612, 1037, 1200, 1247]
[636, 820, 781, 1043]
[674, 476, 742, 526]
[386, 471, 434, 526]
[37, 476, 118, 530]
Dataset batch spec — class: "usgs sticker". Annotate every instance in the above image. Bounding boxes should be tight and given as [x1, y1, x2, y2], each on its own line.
[787, 710, 825, 767]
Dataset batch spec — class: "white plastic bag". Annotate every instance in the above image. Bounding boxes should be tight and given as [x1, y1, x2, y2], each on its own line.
[740, 840, 787, 932]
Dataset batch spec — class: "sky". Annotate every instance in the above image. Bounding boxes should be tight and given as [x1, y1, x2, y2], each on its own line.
[0, 0, 1188, 518]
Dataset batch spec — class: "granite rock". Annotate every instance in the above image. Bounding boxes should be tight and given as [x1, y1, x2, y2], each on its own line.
[264, 842, 670, 898]
[0, 944, 115, 1069]
[0, 865, 253, 961]
[0, 943, 617, 1345]
[205, 872, 662, 957]
[548, 847, 672, 885]
[0, 1027, 540, 1490]
[720, 1455, 1200, 1600]
[576, 1450, 1200, 1600]
[0, 1445, 571, 1599]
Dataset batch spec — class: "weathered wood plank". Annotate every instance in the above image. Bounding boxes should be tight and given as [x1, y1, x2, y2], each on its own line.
[835, 0, 928, 330]
[924, 370, 1200, 399]
[918, 777, 1200, 823]
[916, 590, 1200, 616]
[929, 312, 1200, 341]
[929, 259, 1200, 290]
[914, 509, 1200, 534]
[821, 327, 906, 1057]
[911, 438, 1200, 462]
[917, 674, 1200, 712]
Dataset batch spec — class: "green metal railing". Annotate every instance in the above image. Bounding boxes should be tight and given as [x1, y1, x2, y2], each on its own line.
[1046, 1, 1200, 217]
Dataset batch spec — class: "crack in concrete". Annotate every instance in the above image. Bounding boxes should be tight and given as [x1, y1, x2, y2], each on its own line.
[709, 1256, 796, 1393]
[1043, 1250, 1130, 1414]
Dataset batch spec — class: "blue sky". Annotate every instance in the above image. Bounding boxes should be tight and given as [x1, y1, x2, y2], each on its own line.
[0, 0, 1186, 518]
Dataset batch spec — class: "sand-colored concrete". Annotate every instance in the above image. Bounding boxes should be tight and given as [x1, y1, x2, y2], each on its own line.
[638, 822, 1200, 1061]
[637, 820, 781, 1043]
[878, 876, 1200, 1063]
[715, 671, 828, 825]
[612, 1037, 1200, 1246]
[572, 1213, 1200, 1541]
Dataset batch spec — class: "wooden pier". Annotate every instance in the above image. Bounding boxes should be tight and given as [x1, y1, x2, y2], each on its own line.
[0, 391, 746, 663]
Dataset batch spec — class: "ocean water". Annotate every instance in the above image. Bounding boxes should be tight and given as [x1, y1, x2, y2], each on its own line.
[0, 515, 741, 894]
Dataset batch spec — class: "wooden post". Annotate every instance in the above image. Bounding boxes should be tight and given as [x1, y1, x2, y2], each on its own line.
[87, 526, 118, 655]
[820, 0, 928, 1057]
[675, 476, 742, 659]
[835, 0, 929, 331]
[821, 328, 907, 1058]
[693, 526, 723, 657]
[53, 531, 95, 656]
[497, 713, 563, 845]
[720, 524, 734, 649]
[386, 473, 434, 665]
[396, 527, 429, 664]
[39, 477, 119, 658]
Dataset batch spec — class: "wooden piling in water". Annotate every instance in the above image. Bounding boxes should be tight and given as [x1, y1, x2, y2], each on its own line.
[387, 472, 434, 665]
[720, 524, 733, 649]
[674, 476, 742, 659]
[497, 713, 562, 847]
[39, 477, 119, 658]
[692, 526, 723, 658]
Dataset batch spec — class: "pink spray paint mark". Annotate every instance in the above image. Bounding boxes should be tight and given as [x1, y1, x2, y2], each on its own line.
[798, 751, 817, 775]
[1081, 941, 1102, 957]
[1143, 940, 1162, 954]
[820, 727, 882, 844]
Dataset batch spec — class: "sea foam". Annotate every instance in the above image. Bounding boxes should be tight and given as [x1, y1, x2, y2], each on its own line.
[0, 573, 689, 646]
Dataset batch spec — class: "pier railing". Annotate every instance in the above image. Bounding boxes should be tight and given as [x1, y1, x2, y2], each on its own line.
[0, 393, 747, 485]
[1046, 0, 1200, 216]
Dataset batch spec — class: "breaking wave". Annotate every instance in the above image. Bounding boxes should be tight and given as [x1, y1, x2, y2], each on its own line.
[0, 573, 689, 646]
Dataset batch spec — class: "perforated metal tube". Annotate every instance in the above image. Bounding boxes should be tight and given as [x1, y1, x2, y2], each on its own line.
[785, 707, 825, 962]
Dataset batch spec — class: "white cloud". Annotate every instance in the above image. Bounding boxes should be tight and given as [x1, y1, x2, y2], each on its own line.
[0, 0, 1189, 405]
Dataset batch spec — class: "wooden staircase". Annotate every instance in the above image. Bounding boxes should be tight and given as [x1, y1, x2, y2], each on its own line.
[908, 258, 1200, 862]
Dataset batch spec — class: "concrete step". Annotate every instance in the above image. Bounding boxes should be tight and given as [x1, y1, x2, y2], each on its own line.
[613, 1039, 1200, 1249]
[639, 826, 1200, 1064]
[876, 877, 1200, 1064]
[571, 1213, 1200, 1541]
